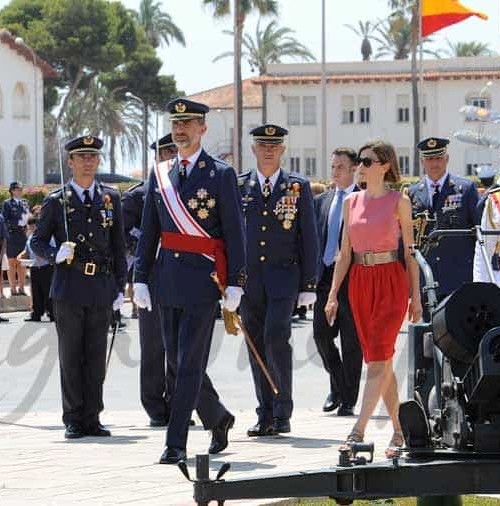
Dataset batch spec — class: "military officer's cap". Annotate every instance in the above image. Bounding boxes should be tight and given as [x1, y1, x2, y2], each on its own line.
[476, 164, 497, 179]
[417, 137, 449, 158]
[150, 133, 175, 151]
[65, 135, 103, 154]
[250, 124, 288, 145]
[9, 181, 23, 191]
[167, 98, 209, 120]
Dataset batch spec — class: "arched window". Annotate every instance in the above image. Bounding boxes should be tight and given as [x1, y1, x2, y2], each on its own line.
[12, 82, 30, 119]
[13, 145, 29, 182]
[0, 148, 4, 185]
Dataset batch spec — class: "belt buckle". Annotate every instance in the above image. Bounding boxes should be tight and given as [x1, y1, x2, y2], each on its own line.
[364, 251, 375, 266]
[84, 262, 96, 276]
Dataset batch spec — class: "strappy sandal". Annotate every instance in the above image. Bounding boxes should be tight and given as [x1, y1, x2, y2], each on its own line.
[343, 428, 364, 446]
[385, 430, 404, 458]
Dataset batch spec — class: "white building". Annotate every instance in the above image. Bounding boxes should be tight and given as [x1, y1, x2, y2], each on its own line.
[180, 57, 500, 181]
[0, 29, 56, 185]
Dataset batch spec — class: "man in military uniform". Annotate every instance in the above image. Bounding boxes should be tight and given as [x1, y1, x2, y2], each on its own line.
[134, 98, 246, 464]
[239, 124, 319, 436]
[31, 135, 127, 439]
[313, 147, 362, 417]
[122, 133, 178, 427]
[408, 137, 479, 305]
[475, 165, 499, 224]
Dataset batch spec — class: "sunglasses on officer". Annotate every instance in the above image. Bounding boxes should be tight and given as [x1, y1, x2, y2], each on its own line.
[356, 156, 384, 168]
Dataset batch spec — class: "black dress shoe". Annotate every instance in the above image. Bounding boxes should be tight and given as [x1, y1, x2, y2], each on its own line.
[272, 417, 291, 434]
[149, 417, 169, 427]
[159, 447, 186, 464]
[322, 393, 340, 413]
[24, 315, 41, 322]
[85, 423, 111, 437]
[64, 424, 85, 439]
[0, 316, 9, 323]
[208, 413, 235, 454]
[337, 404, 355, 416]
[247, 421, 275, 437]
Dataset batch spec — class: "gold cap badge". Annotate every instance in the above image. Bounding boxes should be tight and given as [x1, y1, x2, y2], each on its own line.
[83, 136, 94, 146]
[427, 139, 437, 148]
[265, 126, 276, 136]
[175, 102, 187, 113]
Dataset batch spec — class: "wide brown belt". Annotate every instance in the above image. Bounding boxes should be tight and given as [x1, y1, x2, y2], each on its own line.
[353, 250, 398, 267]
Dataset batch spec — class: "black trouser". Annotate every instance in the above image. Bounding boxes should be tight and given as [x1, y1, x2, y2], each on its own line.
[53, 300, 112, 428]
[160, 302, 230, 450]
[312, 265, 362, 407]
[30, 264, 53, 318]
[139, 304, 174, 421]
[240, 294, 296, 423]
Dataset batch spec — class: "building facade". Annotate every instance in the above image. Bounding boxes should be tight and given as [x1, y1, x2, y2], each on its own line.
[182, 57, 500, 181]
[0, 29, 56, 185]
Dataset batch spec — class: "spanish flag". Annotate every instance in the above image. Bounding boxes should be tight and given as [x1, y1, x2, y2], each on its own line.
[422, 0, 488, 37]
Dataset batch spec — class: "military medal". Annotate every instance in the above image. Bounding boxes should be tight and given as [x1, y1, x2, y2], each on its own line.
[188, 198, 198, 209]
[198, 208, 209, 220]
[103, 194, 114, 227]
[273, 182, 300, 230]
[188, 187, 215, 220]
[283, 220, 292, 230]
[492, 253, 500, 271]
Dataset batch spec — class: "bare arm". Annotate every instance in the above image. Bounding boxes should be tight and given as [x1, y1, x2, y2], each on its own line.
[398, 194, 422, 323]
[324, 198, 353, 323]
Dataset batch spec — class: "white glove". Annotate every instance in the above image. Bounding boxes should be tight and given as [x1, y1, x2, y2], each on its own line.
[223, 286, 243, 312]
[18, 212, 29, 227]
[112, 292, 124, 311]
[297, 291, 317, 307]
[133, 282, 152, 312]
[55, 241, 76, 264]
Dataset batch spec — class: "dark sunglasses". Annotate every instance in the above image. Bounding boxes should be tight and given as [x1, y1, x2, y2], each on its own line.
[356, 157, 383, 168]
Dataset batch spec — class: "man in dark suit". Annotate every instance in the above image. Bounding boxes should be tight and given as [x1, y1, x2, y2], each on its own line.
[408, 137, 479, 304]
[134, 98, 246, 464]
[313, 147, 362, 417]
[31, 135, 127, 439]
[239, 124, 319, 436]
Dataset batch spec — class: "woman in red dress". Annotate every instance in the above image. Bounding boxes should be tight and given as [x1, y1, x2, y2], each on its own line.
[325, 141, 422, 456]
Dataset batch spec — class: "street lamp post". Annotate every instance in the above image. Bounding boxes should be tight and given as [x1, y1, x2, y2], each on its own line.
[125, 92, 148, 180]
[15, 37, 38, 183]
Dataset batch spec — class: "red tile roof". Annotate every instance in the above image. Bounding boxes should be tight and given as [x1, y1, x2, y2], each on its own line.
[188, 78, 262, 109]
[0, 29, 58, 79]
[254, 70, 500, 85]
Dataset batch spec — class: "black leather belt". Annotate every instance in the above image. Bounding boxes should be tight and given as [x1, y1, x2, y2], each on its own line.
[68, 260, 113, 276]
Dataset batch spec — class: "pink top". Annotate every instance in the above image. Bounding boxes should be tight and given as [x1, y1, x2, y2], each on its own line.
[347, 190, 401, 253]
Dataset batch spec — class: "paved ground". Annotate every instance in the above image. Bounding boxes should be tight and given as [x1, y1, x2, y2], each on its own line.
[0, 304, 413, 505]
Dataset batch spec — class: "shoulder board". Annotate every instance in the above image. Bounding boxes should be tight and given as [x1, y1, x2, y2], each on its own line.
[238, 171, 252, 185]
[48, 187, 64, 198]
[125, 181, 144, 194]
[288, 172, 307, 182]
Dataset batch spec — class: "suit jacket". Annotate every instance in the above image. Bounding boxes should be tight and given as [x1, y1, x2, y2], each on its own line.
[408, 173, 479, 297]
[134, 149, 246, 307]
[238, 169, 319, 300]
[314, 186, 358, 280]
[31, 182, 127, 306]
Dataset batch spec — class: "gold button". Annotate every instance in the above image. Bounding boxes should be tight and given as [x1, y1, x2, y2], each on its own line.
[259, 255, 266, 262]
[261, 225, 267, 232]
[262, 210, 268, 216]
[260, 240, 266, 246]
[89, 248, 93, 252]
[87, 218, 92, 223]
[88, 232, 93, 237]
[174, 252, 180, 258]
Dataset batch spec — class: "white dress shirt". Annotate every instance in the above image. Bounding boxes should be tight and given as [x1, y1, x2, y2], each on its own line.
[70, 180, 96, 202]
[177, 147, 203, 177]
[256, 168, 281, 192]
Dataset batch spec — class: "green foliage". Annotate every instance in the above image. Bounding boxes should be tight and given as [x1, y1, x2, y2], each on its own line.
[444, 40, 494, 58]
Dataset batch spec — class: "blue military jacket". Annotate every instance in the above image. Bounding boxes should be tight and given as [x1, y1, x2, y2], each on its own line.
[122, 181, 146, 255]
[238, 169, 319, 300]
[408, 173, 479, 297]
[134, 149, 246, 307]
[31, 182, 127, 306]
[2, 197, 29, 231]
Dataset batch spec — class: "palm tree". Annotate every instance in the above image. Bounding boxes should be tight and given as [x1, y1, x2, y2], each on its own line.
[214, 19, 316, 122]
[63, 79, 143, 173]
[134, 0, 185, 49]
[203, 0, 278, 171]
[344, 20, 379, 61]
[444, 40, 494, 57]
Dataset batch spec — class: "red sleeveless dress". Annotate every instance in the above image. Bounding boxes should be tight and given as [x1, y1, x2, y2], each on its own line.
[347, 191, 409, 362]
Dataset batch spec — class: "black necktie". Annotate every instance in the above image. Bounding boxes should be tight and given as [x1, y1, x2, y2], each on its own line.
[83, 189, 92, 207]
[432, 183, 440, 211]
[179, 159, 189, 189]
[262, 177, 272, 200]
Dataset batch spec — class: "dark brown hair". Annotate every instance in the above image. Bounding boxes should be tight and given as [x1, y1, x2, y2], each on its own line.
[357, 141, 401, 183]
[332, 147, 357, 166]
